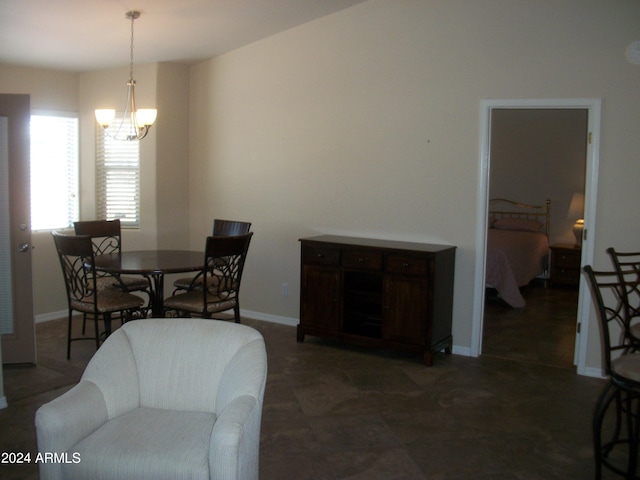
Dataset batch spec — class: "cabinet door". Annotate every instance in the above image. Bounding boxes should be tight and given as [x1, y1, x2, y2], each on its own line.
[301, 266, 341, 331]
[382, 275, 429, 345]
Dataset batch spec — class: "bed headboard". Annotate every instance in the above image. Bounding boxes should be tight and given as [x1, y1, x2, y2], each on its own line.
[489, 198, 551, 238]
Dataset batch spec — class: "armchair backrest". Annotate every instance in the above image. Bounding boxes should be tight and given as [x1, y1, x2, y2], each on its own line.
[80, 318, 266, 416]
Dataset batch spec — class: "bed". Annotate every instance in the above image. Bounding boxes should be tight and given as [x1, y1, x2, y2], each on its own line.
[485, 198, 551, 308]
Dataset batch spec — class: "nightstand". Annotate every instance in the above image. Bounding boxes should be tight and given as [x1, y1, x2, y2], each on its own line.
[550, 243, 582, 287]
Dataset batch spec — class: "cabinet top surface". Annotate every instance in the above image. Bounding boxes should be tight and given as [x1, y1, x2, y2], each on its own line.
[299, 235, 456, 253]
[550, 243, 581, 252]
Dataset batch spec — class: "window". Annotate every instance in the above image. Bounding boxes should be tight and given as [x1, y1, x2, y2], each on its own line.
[30, 114, 79, 231]
[95, 120, 140, 228]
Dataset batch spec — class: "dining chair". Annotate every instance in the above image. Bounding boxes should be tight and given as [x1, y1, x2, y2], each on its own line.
[164, 233, 253, 322]
[607, 247, 640, 346]
[74, 219, 150, 294]
[583, 265, 640, 479]
[74, 219, 150, 330]
[52, 231, 145, 359]
[172, 219, 252, 293]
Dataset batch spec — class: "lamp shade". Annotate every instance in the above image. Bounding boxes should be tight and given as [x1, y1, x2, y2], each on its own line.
[567, 192, 585, 220]
[134, 109, 157, 128]
[95, 109, 116, 127]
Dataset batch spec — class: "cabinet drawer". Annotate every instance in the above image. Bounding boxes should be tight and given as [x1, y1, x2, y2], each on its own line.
[342, 250, 383, 270]
[386, 254, 429, 275]
[302, 246, 340, 266]
[555, 251, 580, 268]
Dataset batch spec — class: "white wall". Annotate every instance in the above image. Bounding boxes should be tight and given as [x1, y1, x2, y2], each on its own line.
[188, 0, 640, 370]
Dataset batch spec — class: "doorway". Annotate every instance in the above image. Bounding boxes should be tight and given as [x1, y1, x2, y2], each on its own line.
[471, 99, 601, 376]
[485, 108, 586, 368]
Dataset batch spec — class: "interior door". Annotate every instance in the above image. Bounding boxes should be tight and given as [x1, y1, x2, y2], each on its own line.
[0, 94, 36, 364]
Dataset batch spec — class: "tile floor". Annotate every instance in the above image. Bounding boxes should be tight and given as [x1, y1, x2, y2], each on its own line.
[0, 288, 616, 479]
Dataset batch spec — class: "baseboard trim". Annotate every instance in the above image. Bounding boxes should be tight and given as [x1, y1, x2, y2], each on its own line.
[0, 395, 7, 410]
[452, 345, 471, 357]
[35, 310, 67, 324]
[581, 366, 606, 379]
[241, 309, 298, 327]
[31, 309, 526, 367]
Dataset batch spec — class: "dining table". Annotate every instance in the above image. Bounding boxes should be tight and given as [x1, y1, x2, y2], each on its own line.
[93, 250, 204, 317]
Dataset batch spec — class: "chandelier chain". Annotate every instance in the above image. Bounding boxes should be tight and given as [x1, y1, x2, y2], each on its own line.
[129, 12, 135, 81]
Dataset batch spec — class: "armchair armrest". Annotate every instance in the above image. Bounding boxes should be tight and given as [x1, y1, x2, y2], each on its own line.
[35, 381, 109, 480]
[216, 338, 267, 411]
[209, 394, 261, 480]
[211, 337, 267, 480]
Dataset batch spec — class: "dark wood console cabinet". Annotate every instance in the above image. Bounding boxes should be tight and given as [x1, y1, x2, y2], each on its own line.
[297, 235, 456, 366]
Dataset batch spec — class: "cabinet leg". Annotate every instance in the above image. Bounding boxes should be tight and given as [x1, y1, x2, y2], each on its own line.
[296, 325, 305, 343]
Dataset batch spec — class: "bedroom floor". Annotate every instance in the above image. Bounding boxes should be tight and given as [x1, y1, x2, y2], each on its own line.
[1, 311, 615, 479]
[482, 281, 579, 369]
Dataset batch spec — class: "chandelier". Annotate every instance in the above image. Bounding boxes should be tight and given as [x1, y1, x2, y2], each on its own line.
[95, 11, 157, 141]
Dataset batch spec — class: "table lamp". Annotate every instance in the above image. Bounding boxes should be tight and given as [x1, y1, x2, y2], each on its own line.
[567, 192, 585, 248]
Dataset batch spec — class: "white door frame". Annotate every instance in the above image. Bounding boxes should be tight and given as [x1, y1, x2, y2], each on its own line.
[471, 98, 601, 376]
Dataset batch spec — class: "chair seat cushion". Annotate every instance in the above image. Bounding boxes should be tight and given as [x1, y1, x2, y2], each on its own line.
[94, 275, 149, 292]
[173, 274, 200, 290]
[70, 290, 144, 314]
[62, 407, 216, 480]
[116, 275, 150, 292]
[612, 353, 640, 384]
[164, 290, 236, 315]
[173, 275, 237, 292]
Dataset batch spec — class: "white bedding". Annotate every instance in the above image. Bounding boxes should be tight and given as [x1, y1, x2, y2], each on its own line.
[486, 229, 549, 308]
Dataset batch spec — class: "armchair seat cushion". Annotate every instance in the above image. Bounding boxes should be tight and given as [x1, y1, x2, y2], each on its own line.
[64, 407, 216, 480]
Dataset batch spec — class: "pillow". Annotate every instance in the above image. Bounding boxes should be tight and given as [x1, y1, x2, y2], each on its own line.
[493, 217, 543, 232]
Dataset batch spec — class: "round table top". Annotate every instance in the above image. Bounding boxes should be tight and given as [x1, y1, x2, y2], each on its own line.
[93, 250, 204, 275]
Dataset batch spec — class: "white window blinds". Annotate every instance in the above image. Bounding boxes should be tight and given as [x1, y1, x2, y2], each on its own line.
[96, 121, 140, 227]
[30, 114, 79, 231]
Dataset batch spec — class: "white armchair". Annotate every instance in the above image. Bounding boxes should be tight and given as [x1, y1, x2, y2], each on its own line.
[35, 318, 267, 480]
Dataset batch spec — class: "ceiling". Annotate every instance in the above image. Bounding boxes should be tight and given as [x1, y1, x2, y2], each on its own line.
[0, 0, 368, 72]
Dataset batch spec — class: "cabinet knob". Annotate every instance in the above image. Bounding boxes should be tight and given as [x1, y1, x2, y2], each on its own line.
[358, 257, 365, 263]
[317, 253, 324, 258]
[402, 263, 410, 268]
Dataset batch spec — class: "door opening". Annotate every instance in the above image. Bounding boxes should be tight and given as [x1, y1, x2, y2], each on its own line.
[471, 98, 601, 376]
